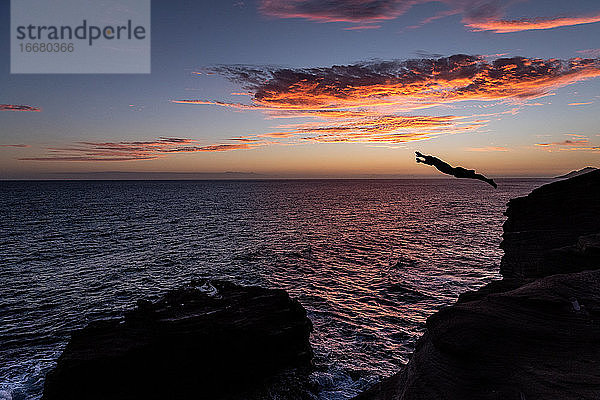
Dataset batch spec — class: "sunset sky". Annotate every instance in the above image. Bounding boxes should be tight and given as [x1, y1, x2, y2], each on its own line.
[1, 0, 599, 179]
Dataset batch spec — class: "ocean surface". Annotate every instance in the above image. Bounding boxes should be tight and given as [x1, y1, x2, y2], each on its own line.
[0, 178, 551, 400]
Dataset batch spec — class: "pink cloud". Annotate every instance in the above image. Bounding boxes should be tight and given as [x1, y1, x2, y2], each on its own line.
[259, 1, 600, 33]
[0, 104, 41, 112]
[259, 0, 416, 23]
[343, 24, 382, 30]
[577, 49, 600, 58]
[19, 137, 262, 162]
[466, 13, 600, 33]
[535, 139, 589, 146]
[534, 138, 600, 152]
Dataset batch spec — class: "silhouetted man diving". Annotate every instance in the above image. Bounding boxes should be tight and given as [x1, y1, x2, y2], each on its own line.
[415, 151, 497, 188]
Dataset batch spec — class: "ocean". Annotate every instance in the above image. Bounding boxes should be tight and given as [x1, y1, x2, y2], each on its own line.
[0, 178, 550, 400]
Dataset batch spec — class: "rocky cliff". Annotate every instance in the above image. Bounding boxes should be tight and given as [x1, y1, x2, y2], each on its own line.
[357, 170, 600, 400]
[501, 170, 600, 279]
[42, 280, 314, 400]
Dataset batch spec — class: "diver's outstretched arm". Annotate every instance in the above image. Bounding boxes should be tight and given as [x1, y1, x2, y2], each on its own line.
[415, 151, 434, 165]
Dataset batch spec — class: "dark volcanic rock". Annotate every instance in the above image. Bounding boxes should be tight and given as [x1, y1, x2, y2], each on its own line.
[500, 169, 600, 279]
[356, 170, 600, 400]
[555, 166, 598, 179]
[42, 280, 314, 400]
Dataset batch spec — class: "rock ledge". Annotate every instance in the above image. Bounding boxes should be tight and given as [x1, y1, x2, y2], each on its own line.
[43, 280, 314, 400]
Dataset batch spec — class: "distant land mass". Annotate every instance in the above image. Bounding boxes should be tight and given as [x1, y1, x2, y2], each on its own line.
[555, 167, 598, 179]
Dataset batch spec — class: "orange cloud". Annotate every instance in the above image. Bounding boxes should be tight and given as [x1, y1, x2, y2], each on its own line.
[466, 146, 508, 151]
[20, 156, 158, 162]
[228, 137, 264, 142]
[305, 131, 433, 143]
[0, 104, 40, 112]
[562, 147, 600, 151]
[19, 137, 261, 162]
[208, 56, 600, 110]
[176, 55, 600, 145]
[280, 114, 478, 143]
[466, 14, 600, 33]
[0, 144, 30, 148]
[568, 102, 593, 106]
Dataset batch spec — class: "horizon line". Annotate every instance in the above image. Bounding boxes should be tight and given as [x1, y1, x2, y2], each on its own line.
[0, 176, 560, 182]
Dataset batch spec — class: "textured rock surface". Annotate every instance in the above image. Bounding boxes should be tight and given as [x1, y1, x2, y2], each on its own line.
[42, 280, 314, 400]
[357, 170, 600, 400]
[500, 169, 600, 279]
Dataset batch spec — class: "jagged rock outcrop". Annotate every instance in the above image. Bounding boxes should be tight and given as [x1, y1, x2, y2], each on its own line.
[555, 166, 598, 179]
[42, 280, 314, 400]
[357, 169, 600, 400]
[501, 170, 600, 279]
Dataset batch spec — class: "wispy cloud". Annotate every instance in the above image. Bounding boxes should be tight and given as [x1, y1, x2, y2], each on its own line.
[0, 144, 30, 148]
[466, 13, 600, 33]
[175, 55, 600, 145]
[278, 114, 482, 143]
[535, 137, 599, 152]
[259, 0, 600, 33]
[171, 99, 262, 110]
[19, 137, 262, 162]
[0, 104, 41, 112]
[568, 101, 593, 106]
[535, 139, 589, 147]
[577, 49, 600, 58]
[259, 0, 414, 23]
[343, 24, 382, 30]
[466, 146, 508, 151]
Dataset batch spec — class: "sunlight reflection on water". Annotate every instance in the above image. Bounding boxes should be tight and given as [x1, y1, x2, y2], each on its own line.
[0, 178, 550, 399]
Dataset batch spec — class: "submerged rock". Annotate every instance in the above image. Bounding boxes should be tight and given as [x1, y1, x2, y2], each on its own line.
[357, 169, 600, 400]
[42, 280, 314, 400]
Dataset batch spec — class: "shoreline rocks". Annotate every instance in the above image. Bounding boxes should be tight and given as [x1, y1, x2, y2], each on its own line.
[357, 169, 600, 400]
[500, 170, 600, 280]
[42, 280, 314, 400]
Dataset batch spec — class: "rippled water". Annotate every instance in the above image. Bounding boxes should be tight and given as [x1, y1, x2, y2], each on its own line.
[0, 179, 550, 400]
